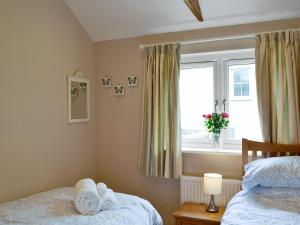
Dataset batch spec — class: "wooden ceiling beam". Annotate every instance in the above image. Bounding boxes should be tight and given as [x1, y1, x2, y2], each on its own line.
[183, 0, 203, 22]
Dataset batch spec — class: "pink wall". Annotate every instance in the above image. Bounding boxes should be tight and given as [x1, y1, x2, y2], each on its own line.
[0, 0, 97, 203]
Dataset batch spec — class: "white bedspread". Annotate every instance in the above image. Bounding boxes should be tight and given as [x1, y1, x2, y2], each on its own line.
[0, 188, 162, 225]
[221, 187, 300, 225]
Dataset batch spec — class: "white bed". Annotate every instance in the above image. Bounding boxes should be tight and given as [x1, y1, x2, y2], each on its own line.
[221, 139, 300, 225]
[221, 187, 300, 225]
[0, 187, 162, 225]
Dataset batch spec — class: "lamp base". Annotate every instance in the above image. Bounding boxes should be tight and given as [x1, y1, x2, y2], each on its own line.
[206, 195, 219, 213]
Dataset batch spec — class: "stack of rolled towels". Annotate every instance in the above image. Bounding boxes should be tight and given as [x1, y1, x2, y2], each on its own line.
[73, 178, 118, 215]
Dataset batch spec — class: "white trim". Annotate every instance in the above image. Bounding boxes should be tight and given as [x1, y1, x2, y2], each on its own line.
[182, 149, 242, 156]
[182, 137, 241, 150]
[181, 61, 216, 69]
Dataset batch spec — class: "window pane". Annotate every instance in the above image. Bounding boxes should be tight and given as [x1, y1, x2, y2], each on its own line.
[233, 68, 250, 97]
[228, 63, 262, 141]
[180, 66, 214, 140]
[234, 84, 241, 96]
[234, 73, 241, 82]
[242, 83, 249, 96]
[239, 69, 249, 82]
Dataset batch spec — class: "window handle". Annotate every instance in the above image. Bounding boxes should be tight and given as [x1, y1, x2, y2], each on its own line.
[214, 99, 218, 113]
[223, 99, 226, 112]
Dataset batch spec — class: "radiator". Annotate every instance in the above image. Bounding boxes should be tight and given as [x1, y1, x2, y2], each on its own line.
[180, 175, 242, 207]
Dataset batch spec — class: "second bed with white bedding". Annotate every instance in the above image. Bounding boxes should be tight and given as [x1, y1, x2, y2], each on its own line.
[221, 186, 300, 225]
[0, 187, 162, 225]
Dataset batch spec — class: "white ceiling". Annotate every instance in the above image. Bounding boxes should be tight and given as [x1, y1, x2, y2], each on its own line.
[64, 0, 300, 42]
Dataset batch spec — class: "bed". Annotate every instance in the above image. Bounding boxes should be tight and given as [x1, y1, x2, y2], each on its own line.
[221, 138, 300, 225]
[0, 187, 162, 225]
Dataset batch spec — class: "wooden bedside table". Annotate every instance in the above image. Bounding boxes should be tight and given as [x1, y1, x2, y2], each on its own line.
[173, 202, 225, 225]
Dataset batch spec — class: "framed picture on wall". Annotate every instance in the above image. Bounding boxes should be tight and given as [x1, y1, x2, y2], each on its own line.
[114, 84, 125, 96]
[101, 76, 112, 88]
[128, 74, 138, 87]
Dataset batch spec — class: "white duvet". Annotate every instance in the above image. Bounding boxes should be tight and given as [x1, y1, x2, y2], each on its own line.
[0, 188, 163, 225]
[221, 186, 300, 225]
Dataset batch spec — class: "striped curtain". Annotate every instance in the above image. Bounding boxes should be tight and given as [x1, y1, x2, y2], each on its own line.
[256, 30, 300, 144]
[140, 43, 182, 179]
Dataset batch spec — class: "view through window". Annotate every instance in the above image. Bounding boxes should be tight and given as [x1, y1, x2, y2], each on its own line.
[180, 50, 262, 151]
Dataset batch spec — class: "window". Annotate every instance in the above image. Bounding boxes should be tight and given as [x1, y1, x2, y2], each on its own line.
[180, 49, 262, 151]
[229, 63, 253, 99]
[232, 67, 249, 97]
[180, 63, 215, 141]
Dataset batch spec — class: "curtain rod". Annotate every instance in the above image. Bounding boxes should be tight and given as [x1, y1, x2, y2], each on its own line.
[139, 27, 300, 49]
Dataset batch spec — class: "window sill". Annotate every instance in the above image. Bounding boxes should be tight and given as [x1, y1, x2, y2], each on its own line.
[182, 148, 242, 156]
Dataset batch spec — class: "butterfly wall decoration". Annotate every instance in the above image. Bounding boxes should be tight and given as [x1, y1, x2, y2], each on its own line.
[114, 84, 125, 96]
[70, 86, 78, 98]
[101, 76, 112, 88]
[128, 75, 138, 87]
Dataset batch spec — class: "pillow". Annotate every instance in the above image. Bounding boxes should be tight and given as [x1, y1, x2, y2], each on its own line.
[242, 156, 300, 190]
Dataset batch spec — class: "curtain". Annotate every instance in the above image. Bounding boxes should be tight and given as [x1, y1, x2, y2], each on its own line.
[140, 43, 182, 179]
[256, 30, 300, 144]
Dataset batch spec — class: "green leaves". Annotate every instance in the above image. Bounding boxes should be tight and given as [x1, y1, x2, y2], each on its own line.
[203, 112, 230, 134]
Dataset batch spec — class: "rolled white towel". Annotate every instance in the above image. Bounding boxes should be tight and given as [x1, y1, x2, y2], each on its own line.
[74, 178, 101, 215]
[100, 188, 118, 211]
[97, 182, 107, 198]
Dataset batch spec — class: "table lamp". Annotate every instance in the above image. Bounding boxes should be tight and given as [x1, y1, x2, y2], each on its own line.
[204, 173, 222, 213]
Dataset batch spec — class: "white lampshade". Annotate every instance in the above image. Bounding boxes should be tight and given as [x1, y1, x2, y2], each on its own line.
[204, 173, 223, 195]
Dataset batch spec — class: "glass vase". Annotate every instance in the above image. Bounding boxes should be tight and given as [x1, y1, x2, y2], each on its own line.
[209, 132, 223, 151]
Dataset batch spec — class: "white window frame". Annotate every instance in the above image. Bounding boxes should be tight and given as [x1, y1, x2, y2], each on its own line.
[225, 59, 255, 101]
[181, 49, 255, 152]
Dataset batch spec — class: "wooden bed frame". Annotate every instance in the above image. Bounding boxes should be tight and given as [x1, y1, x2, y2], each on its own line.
[242, 138, 300, 166]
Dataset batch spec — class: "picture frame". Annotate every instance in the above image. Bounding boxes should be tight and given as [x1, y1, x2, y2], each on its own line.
[101, 76, 112, 88]
[68, 75, 90, 123]
[114, 84, 125, 96]
[128, 74, 138, 87]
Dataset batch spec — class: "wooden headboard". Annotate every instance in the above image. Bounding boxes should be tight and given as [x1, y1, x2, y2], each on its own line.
[242, 138, 300, 166]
